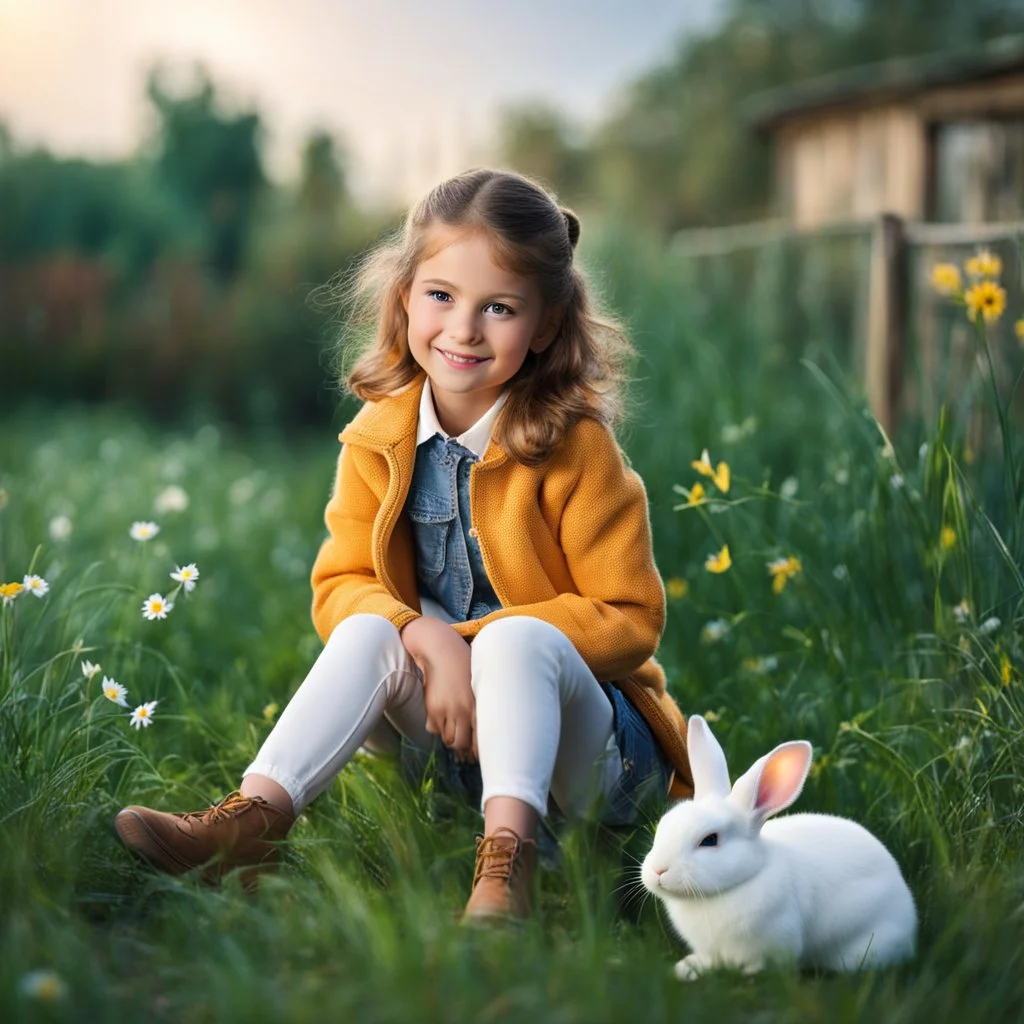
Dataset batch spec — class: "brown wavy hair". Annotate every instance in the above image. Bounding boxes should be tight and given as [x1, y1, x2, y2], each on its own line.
[341, 168, 633, 465]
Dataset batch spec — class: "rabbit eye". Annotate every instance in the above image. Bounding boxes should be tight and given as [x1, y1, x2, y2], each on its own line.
[699, 833, 719, 848]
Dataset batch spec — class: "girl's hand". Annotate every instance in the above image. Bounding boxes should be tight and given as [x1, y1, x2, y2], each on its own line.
[400, 616, 477, 762]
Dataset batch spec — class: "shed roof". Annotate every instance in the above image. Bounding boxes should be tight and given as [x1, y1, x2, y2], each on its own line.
[745, 34, 1024, 134]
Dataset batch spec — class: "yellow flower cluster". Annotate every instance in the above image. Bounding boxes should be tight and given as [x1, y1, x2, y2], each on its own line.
[964, 250, 1002, 279]
[705, 545, 732, 574]
[691, 449, 730, 494]
[966, 280, 1007, 324]
[1000, 651, 1013, 688]
[665, 577, 689, 600]
[767, 555, 803, 594]
[930, 263, 962, 296]
[931, 249, 1008, 325]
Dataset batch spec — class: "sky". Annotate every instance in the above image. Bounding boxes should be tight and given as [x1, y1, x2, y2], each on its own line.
[0, 0, 724, 202]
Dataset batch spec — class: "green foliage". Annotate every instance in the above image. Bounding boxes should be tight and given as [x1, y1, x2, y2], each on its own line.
[2, 220, 1024, 1018]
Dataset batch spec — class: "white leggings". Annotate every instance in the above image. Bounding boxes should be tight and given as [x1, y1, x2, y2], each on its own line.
[245, 606, 624, 819]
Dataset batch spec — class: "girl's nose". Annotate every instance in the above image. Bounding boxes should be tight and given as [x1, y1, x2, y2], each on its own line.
[448, 313, 482, 344]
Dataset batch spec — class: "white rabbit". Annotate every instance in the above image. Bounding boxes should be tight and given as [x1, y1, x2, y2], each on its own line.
[642, 715, 917, 980]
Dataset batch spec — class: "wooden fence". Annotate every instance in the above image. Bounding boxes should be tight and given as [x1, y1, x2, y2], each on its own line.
[670, 214, 1024, 436]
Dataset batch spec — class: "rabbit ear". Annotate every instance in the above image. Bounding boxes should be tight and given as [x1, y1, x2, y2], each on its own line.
[687, 715, 732, 799]
[730, 741, 812, 829]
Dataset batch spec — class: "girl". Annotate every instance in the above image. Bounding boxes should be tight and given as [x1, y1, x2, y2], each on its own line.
[115, 168, 693, 921]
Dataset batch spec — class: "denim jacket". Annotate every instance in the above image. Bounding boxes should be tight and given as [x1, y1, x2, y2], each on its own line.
[406, 432, 501, 622]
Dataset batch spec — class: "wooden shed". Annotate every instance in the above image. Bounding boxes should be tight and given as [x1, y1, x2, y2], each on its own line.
[746, 36, 1024, 228]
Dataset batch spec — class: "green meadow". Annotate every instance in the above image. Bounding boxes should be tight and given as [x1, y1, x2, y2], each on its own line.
[1, 228, 1022, 1022]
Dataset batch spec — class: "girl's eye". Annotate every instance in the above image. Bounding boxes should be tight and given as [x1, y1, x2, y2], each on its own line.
[698, 833, 719, 848]
[486, 302, 513, 316]
[428, 290, 452, 303]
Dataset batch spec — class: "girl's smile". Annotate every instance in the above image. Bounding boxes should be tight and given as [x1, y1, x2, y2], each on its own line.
[437, 348, 490, 369]
[403, 227, 559, 435]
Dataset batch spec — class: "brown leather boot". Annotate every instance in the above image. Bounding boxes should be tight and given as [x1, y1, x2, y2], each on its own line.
[114, 790, 294, 887]
[461, 826, 537, 924]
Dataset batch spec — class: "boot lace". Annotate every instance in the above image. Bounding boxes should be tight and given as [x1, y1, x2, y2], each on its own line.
[472, 831, 522, 887]
[181, 790, 263, 825]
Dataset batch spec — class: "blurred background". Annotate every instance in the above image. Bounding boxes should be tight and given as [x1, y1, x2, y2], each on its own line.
[2, 0, 1023, 432]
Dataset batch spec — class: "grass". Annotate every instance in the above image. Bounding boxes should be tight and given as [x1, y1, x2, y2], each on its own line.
[1, 230, 1023, 1022]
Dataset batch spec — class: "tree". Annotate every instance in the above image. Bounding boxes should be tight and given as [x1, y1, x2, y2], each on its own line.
[146, 65, 266, 281]
[298, 131, 347, 216]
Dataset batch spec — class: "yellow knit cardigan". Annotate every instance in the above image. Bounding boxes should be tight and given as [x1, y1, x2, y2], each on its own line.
[310, 377, 693, 799]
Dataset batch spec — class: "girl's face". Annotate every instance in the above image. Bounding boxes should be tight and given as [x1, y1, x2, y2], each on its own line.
[403, 226, 559, 436]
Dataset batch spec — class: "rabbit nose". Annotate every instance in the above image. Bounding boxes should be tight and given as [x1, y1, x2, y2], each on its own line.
[653, 865, 668, 877]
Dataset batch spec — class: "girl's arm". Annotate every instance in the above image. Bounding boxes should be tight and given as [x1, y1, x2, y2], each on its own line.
[310, 443, 418, 643]
[458, 420, 666, 680]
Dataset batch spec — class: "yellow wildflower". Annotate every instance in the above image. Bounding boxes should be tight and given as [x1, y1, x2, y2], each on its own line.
[691, 449, 731, 493]
[1016, 318, 1024, 344]
[930, 263, 962, 296]
[999, 652, 1012, 688]
[768, 555, 803, 594]
[263, 702, 280, 723]
[964, 249, 1002, 280]
[665, 577, 688, 600]
[705, 544, 732, 574]
[964, 280, 1006, 324]
[687, 482, 706, 506]
[940, 525, 957, 551]
[1, 581, 24, 604]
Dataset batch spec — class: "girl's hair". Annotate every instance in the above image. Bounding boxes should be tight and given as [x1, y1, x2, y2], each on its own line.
[341, 168, 634, 465]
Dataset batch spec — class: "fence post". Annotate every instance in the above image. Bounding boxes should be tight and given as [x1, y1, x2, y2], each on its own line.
[865, 213, 907, 434]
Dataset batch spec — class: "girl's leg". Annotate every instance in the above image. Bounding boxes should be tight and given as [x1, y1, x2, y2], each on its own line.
[464, 615, 622, 921]
[471, 615, 623, 833]
[243, 613, 433, 816]
[115, 613, 433, 879]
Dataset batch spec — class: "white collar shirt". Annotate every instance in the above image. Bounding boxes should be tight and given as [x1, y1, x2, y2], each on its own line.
[414, 378, 507, 458]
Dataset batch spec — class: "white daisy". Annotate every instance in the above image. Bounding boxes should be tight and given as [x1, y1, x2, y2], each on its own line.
[18, 969, 67, 1003]
[101, 676, 129, 707]
[22, 574, 49, 598]
[154, 484, 189, 514]
[48, 514, 73, 541]
[141, 594, 174, 620]
[81, 660, 101, 680]
[953, 599, 971, 625]
[129, 521, 160, 542]
[700, 618, 730, 644]
[779, 476, 799, 500]
[129, 700, 158, 729]
[979, 616, 1001, 636]
[170, 563, 200, 592]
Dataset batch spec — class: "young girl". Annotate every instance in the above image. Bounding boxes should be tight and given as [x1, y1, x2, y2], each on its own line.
[115, 168, 693, 921]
